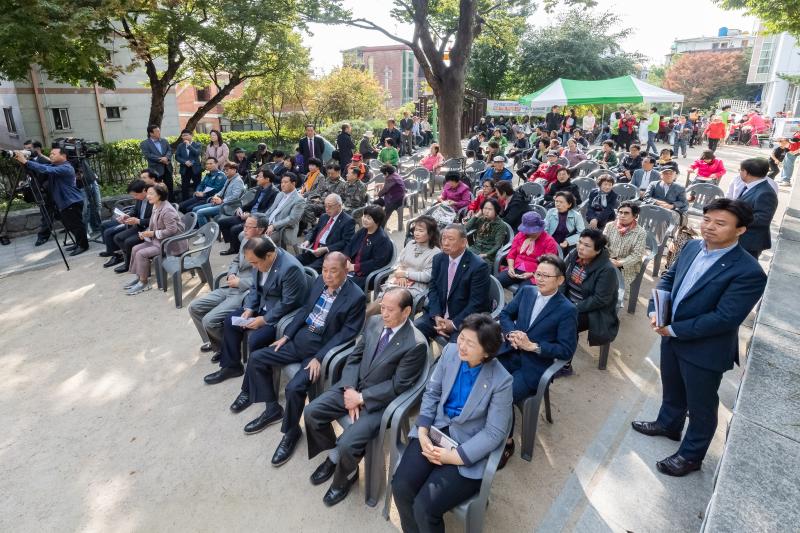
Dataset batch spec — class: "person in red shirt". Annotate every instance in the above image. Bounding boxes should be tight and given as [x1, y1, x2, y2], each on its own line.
[528, 150, 563, 188]
[703, 116, 726, 153]
[464, 179, 503, 220]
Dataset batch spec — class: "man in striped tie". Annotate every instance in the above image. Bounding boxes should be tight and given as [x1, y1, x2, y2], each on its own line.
[303, 288, 428, 506]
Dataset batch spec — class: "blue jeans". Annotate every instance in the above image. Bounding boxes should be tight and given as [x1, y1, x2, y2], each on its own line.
[646, 131, 658, 154]
[673, 139, 687, 158]
[782, 152, 797, 183]
[193, 204, 220, 226]
[82, 180, 102, 233]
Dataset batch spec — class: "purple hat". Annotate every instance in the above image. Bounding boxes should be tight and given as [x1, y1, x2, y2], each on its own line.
[518, 211, 545, 234]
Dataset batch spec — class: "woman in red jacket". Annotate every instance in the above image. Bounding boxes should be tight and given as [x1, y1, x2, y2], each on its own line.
[703, 116, 726, 153]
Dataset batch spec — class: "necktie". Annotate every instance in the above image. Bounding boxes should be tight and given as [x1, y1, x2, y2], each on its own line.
[313, 217, 334, 249]
[447, 260, 458, 295]
[737, 185, 747, 199]
[372, 328, 391, 362]
[309, 137, 315, 159]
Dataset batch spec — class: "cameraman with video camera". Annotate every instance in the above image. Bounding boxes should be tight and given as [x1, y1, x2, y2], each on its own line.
[22, 140, 56, 246]
[14, 145, 89, 255]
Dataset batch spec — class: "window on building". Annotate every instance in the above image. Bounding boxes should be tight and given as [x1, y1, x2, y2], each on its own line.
[52, 108, 71, 130]
[3, 107, 17, 134]
[712, 43, 720, 49]
[401, 50, 415, 105]
[757, 37, 775, 75]
[742, 40, 749, 48]
[196, 87, 210, 101]
[105, 106, 121, 119]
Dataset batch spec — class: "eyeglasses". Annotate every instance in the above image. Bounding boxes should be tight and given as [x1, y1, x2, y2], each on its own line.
[534, 271, 559, 279]
[243, 224, 258, 229]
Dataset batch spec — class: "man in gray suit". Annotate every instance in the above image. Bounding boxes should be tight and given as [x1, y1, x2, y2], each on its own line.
[631, 156, 661, 197]
[263, 172, 306, 253]
[303, 288, 428, 506]
[140, 124, 174, 199]
[643, 168, 688, 213]
[188, 214, 267, 358]
[204, 236, 309, 385]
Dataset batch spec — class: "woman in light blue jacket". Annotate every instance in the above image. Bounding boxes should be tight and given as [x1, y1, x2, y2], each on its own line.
[392, 313, 512, 533]
[544, 190, 586, 256]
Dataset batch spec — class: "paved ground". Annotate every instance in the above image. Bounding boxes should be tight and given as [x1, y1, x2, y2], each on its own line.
[0, 141, 788, 532]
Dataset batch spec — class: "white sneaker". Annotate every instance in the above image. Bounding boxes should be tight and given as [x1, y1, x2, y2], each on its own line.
[126, 281, 151, 295]
[192, 236, 205, 246]
[123, 277, 139, 290]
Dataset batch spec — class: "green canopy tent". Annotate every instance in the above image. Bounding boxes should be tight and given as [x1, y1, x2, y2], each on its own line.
[519, 76, 684, 108]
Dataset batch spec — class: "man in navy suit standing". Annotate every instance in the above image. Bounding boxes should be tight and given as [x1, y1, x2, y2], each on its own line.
[140, 124, 174, 200]
[632, 199, 767, 476]
[729, 157, 778, 259]
[413, 224, 491, 341]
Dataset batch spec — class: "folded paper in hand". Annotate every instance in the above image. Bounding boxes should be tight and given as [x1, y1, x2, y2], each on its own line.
[231, 316, 256, 327]
[652, 289, 672, 327]
[113, 208, 127, 219]
[429, 426, 459, 450]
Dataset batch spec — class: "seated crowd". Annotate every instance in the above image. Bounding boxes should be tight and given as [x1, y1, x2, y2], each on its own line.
[91, 115, 777, 532]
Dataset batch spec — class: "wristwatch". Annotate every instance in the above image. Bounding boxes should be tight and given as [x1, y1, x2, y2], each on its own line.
[359, 393, 364, 405]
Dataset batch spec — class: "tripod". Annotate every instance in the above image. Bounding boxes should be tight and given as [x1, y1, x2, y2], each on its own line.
[0, 165, 71, 270]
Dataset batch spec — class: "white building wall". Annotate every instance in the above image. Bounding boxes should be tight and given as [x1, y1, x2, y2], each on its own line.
[748, 31, 800, 116]
[0, 36, 178, 149]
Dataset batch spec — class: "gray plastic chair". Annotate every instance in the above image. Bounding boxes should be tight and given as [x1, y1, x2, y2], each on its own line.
[685, 182, 725, 217]
[369, 159, 383, 173]
[637, 204, 676, 275]
[364, 243, 398, 301]
[612, 182, 638, 202]
[517, 359, 569, 461]
[154, 211, 198, 291]
[571, 159, 599, 176]
[520, 181, 545, 203]
[399, 177, 421, 231]
[572, 177, 598, 203]
[405, 167, 431, 201]
[530, 204, 547, 219]
[159, 221, 219, 308]
[489, 275, 505, 320]
[220, 186, 257, 217]
[627, 233, 658, 314]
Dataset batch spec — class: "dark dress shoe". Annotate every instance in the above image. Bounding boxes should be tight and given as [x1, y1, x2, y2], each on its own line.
[219, 248, 237, 256]
[323, 469, 359, 507]
[210, 353, 221, 364]
[229, 391, 252, 414]
[35, 236, 49, 246]
[65, 244, 77, 251]
[103, 255, 124, 268]
[203, 366, 244, 385]
[244, 404, 284, 434]
[98, 251, 113, 257]
[114, 264, 129, 274]
[200, 342, 213, 353]
[656, 454, 702, 477]
[271, 430, 301, 466]
[631, 420, 682, 441]
[310, 458, 337, 486]
[69, 246, 88, 257]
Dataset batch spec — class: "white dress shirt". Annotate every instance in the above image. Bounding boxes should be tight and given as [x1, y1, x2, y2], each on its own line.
[528, 291, 556, 329]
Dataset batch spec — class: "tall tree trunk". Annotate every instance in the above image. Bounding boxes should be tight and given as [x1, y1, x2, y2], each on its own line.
[172, 78, 242, 149]
[148, 81, 166, 128]
[436, 73, 465, 159]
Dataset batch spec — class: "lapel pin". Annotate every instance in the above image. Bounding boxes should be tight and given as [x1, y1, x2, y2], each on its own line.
[483, 383, 487, 388]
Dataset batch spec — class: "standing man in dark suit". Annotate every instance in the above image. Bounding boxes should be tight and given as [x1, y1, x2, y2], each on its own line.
[304, 288, 428, 506]
[414, 224, 491, 341]
[731, 157, 778, 259]
[204, 236, 309, 385]
[98, 179, 153, 269]
[140, 124, 174, 200]
[632, 199, 767, 476]
[298, 124, 326, 173]
[335, 123, 355, 170]
[237, 252, 366, 467]
[399, 111, 414, 156]
[175, 129, 202, 200]
[379, 119, 402, 150]
[298, 194, 355, 272]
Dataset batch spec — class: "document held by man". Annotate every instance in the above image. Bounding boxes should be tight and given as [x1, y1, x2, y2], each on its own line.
[652, 289, 672, 327]
[231, 316, 256, 327]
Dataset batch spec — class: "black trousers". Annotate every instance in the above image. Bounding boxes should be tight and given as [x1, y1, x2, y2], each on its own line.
[114, 228, 143, 268]
[218, 216, 244, 249]
[298, 250, 326, 272]
[37, 196, 58, 240]
[60, 201, 88, 249]
[179, 168, 201, 200]
[392, 437, 482, 533]
[655, 340, 723, 462]
[179, 197, 205, 213]
[374, 198, 403, 224]
[304, 386, 384, 485]
[161, 165, 175, 201]
[219, 307, 277, 369]
[101, 220, 126, 253]
[244, 327, 324, 435]
[708, 138, 720, 152]
[768, 160, 781, 179]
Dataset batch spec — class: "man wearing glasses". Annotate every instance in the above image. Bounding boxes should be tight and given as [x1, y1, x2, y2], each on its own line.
[494, 254, 578, 462]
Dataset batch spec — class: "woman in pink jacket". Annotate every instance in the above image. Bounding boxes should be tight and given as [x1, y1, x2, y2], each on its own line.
[438, 172, 472, 211]
[686, 149, 725, 185]
[420, 143, 444, 173]
[495, 211, 559, 288]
